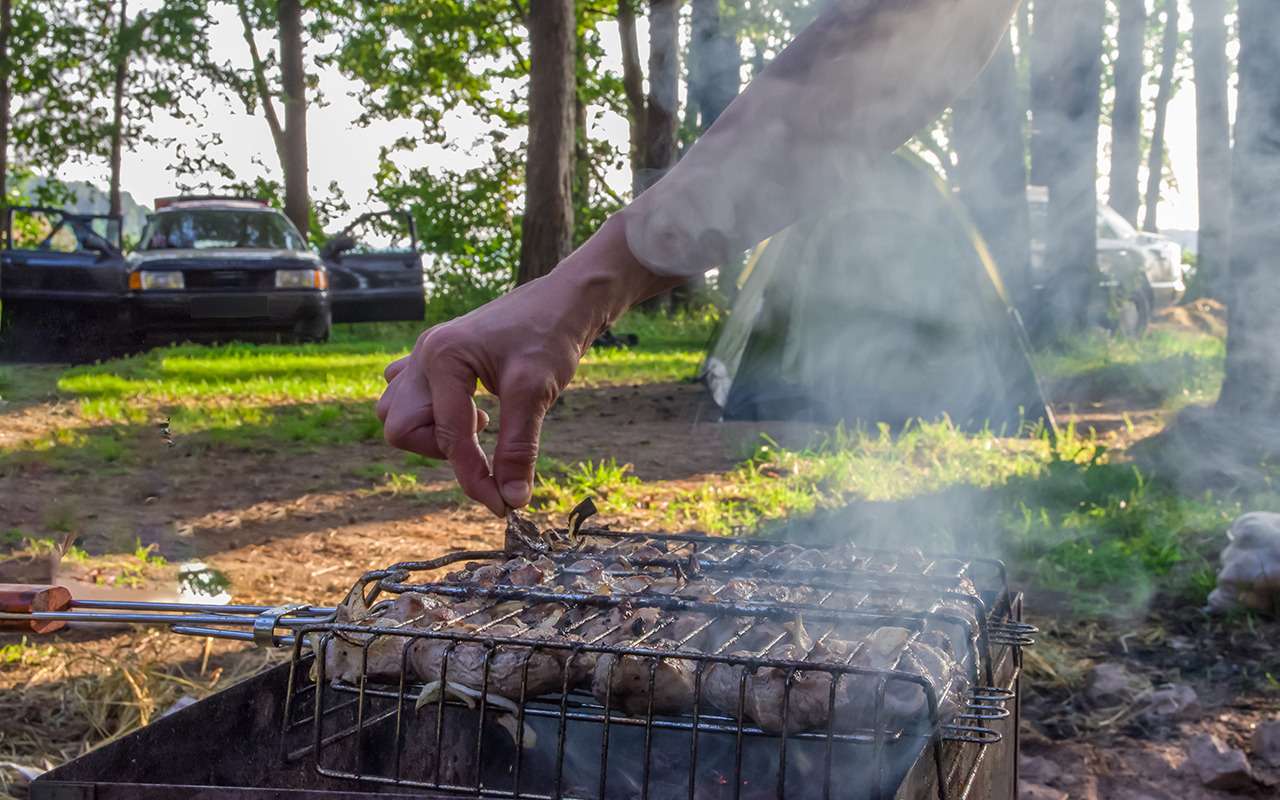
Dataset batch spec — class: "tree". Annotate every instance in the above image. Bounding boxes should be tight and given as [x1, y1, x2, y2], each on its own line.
[1142, 0, 1179, 232]
[618, 0, 682, 197]
[517, 0, 576, 284]
[688, 0, 739, 132]
[0, 0, 11, 205]
[97, 0, 214, 216]
[1107, 0, 1145, 226]
[107, 0, 129, 216]
[231, 0, 309, 238]
[952, 29, 1032, 314]
[1216, 0, 1280, 420]
[618, 0, 683, 308]
[2, 1, 108, 203]
[278, 0, 307, 239]
[1190, 0, 1231, 297]
[1030, 0, 1105, 336]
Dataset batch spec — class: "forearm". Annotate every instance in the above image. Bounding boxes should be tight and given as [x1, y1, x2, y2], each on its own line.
[620, 0, 1021, 276]
[543, 215, 684, 347]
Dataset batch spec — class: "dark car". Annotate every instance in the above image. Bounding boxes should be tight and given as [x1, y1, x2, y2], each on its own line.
[0, 199, 426, 359]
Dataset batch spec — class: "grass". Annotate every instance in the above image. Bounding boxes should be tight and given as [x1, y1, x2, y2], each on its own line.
[0, 311, 717, 470]
[535, 418, 1278, 619]
[1035, 328, 1225, 410]
[0, 631, 282, 788]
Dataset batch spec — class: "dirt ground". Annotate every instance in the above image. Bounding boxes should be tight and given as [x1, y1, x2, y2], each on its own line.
[3, 303, 1277, 798]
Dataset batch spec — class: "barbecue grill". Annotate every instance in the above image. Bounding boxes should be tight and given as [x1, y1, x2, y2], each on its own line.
[6, 508, 1032, 800]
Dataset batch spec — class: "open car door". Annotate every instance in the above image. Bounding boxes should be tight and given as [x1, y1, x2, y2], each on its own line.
[1, 207, 127, 359]
[323, 210, 426, 323]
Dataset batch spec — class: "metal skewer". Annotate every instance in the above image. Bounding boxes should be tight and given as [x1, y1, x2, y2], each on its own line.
[0, 584, 335, 647]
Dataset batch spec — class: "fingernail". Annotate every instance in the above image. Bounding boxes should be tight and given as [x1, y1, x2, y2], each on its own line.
[501, 480, 532, 507]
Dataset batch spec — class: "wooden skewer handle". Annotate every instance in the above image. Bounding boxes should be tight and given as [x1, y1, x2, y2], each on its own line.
[0, 584, 72, 633]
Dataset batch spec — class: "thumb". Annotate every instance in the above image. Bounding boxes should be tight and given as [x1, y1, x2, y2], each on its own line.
[493, 372, 556, 509]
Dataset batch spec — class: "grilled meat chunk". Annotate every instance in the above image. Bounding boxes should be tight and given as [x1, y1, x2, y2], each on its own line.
[409, 624, 570, 701]
[322, 591, 452, 683]
[593, 645, 699, 716]
[830, 626, 961, 731]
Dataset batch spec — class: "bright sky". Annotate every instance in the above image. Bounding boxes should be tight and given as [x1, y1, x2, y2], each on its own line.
[61, 4, 1209, 235]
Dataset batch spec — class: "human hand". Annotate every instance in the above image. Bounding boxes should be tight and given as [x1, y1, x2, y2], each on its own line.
[377, 217, 678, 515]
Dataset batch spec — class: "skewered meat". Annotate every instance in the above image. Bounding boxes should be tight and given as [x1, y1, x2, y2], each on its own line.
[830, 627, 961, 731]
[593, 645, 699, 716]
[563, 605, 661, 685]
[322, 590, 452, 683]
[409, 624, 570, 701]
[701, 618, 836, 734]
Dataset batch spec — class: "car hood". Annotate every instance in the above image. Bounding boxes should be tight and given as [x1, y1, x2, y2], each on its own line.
[128, 248, 321, 270]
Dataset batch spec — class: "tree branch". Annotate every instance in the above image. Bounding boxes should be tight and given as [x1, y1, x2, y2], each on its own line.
[235, 0, 285, 165]
[617, 0, 645, 120]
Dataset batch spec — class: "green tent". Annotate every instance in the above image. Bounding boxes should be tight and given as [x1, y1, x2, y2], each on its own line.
[701, 153, 1054, 434]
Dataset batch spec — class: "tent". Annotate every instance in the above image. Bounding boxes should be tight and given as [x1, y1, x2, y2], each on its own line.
[701, 153, 1054, 434]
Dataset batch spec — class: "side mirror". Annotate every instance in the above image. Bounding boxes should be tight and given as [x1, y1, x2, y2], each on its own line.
[321, 234, 357, 261]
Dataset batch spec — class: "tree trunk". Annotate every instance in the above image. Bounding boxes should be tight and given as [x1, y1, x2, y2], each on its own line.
[278, 0, 309, 240]
[1142, 0, 1179, 233]
[952, 29, 1032, 315]
[1216, 0, 1280, 419]
[1027, 0, 1051, 187]
[1030, 0, 1105, 337]
[689, 0, 738, 131]
[1190, 0, 1231, 298]
[638, 0, 681, 310]
[688, 0, 741, 299]
[1108, 0, 1144, 226]
[639, 0, 680, 194]
[236, 0, 286, 169]
[0, 0, 11, 208]
[517, 0, 576, 284]
[617, 0, 645, 196]
[108, 0, 129, 218]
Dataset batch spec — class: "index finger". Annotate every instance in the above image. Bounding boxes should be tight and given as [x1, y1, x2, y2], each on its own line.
[425, 354, 506, 516]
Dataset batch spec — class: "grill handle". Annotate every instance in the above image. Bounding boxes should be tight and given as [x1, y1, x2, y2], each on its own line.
[0, 584, 72, 634]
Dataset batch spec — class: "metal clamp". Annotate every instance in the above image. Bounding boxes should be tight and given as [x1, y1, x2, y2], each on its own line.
[253, 603, 308, 648]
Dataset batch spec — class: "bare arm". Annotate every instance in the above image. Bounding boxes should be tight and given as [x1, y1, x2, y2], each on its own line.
[379, 0, 1020, 515]
[622, 0, 1020, 275]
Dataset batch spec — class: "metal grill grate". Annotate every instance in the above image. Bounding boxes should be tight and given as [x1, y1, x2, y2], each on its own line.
[278, 518, 1031, 799]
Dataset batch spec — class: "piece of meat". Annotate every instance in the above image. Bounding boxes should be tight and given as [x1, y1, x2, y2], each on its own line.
[592, 644, 699, 716]
[829, 626, 961, 732]
[563, 605, 662, 686]
[700, 618, 835, 734]
[409, 624, 570, 701]
[322, 591, 451, 683]
[702, 645, 838, 734]
[503, 556, 555, 586]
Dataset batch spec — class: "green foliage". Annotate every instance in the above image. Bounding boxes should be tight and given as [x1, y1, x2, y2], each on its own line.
[1036, 328, 1225, 409]
[534, 458, 641, 513]
[0, 636, 56, 666]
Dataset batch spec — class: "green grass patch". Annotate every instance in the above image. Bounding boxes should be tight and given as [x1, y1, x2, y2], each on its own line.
[1036, 329, 1224, 409]
[535, 417, 1275, 620]
[0, 311, 714, 469]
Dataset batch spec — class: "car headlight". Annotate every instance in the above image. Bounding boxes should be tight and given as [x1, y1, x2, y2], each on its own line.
[274, 269, 327, 290]
[129, 270, 185, 291]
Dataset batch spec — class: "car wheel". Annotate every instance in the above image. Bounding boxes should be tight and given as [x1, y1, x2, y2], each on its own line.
[293, 309, 331, 344]
[1109, 282, 1151, 338]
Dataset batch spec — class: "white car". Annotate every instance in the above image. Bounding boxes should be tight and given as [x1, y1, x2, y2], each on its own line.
[1096, 204, 1187, 307]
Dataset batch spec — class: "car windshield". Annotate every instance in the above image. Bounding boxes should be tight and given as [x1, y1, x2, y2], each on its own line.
[1098, 205, 1138, 240]
[139, 209, 305, 251]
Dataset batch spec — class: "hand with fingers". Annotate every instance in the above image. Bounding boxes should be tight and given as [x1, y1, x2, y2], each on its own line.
[377, 217, 680, 515]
